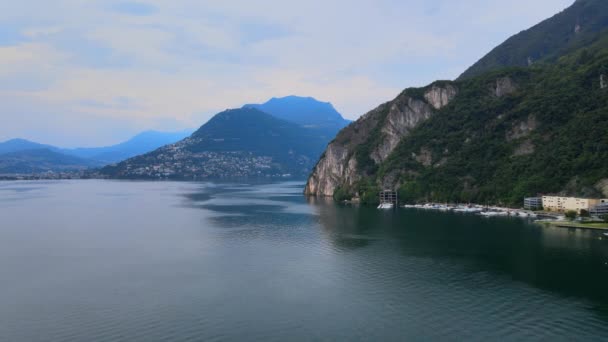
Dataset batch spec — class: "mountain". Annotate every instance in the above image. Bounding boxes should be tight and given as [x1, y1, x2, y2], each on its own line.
[0, 129, 193, 173]
[0, 139, 60, 155]
[244, 95, 350, 129]
[306, 28, 608, 205]
[65, 130, 193, 163]
[0, 149, 102, 174]
[459, 0, 608, 79]
[100, 108, 332, 179]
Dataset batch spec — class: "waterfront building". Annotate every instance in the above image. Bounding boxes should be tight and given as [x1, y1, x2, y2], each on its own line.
[524, 197, 543, 210]
[542, 196, 602, 213]
[590, 199, 608, 217]
[379, 190, 398, 206]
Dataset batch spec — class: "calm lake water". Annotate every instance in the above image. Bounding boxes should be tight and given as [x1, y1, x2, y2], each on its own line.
[1, 180, 608, 341]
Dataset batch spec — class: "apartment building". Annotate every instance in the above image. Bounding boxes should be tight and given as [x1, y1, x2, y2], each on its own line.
[590, 199, 608, 216]
[541, 196, 602, 213]
[524, 197, 543, 210]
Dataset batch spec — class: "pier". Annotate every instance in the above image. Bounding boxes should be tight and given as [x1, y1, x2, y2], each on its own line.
[379, 190, 398, 206]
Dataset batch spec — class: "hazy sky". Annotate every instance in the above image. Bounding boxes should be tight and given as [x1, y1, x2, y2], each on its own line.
[0, 0, 573, 147]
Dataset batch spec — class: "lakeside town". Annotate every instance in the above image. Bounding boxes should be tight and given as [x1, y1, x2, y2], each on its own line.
[393, 195, 608, 229]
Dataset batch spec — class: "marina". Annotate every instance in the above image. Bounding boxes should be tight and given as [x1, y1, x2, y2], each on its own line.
[400, 203, 536, 218]
[398, 202, 608, 230]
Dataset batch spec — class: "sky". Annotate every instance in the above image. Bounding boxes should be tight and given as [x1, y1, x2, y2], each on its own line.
[0, 0, 574, 147]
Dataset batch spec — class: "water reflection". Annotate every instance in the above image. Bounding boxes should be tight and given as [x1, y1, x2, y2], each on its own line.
[2, 180, 608, 340]
[308, 194, 608, 308]
[176, 181, 608, 317]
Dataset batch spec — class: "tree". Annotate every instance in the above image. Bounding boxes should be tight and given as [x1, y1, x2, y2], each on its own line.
[601, 214, 608, 223]
[580, 209, 590, 217]
[565, 210, 578, 220]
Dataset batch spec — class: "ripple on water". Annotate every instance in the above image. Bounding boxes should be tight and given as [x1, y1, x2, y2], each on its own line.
[1, 180, 608, 341]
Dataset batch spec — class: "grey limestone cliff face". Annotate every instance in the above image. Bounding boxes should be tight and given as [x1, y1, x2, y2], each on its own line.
[371, 98, 432, 163]
[304, 144, 359, 197]
[494, 77, 517, 97]
[424, 84, 457, 110]
[305, 84, 457, 197]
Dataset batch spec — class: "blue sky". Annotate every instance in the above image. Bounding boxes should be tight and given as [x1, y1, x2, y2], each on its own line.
[0, 0, 573, 147]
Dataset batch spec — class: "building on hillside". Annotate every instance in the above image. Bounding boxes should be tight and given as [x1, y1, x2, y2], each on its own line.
[541, 196, 602, 213]
[590, 199, 608, 217]
[524, 197, 543, 210]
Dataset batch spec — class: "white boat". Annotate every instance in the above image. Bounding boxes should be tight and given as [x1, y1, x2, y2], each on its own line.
[454, 207, 483, 213]
[480, 211, 508, 217]
[377, 203, 394, 209]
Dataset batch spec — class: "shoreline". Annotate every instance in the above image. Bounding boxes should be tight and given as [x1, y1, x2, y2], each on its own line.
[538, 221, 608, 231]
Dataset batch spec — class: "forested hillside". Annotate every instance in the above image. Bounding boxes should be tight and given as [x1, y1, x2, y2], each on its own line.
[306, 37, 608, 205]
[459, 0, 608, 79]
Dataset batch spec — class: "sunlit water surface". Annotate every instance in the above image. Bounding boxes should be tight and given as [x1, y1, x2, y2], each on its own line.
[1, 180, 608, 341]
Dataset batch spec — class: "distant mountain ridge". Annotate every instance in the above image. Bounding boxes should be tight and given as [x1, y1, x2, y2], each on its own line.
[0, 149, 102, 174]
[2, 96, 348, 176]
[0, 129, 193, 174]
[100, 107, 333, 179]
[459, 0, 608, 79]
[101, 96, 349, 179]
[66, 130, 193, 163]
[244, 95, 350, 129]
[0, 139, 59, 155]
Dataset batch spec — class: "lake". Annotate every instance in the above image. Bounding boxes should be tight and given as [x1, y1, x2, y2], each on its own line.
[1, 180, 608, 341]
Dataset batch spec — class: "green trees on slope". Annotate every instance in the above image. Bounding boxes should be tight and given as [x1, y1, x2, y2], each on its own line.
[346, 39, 608, 206]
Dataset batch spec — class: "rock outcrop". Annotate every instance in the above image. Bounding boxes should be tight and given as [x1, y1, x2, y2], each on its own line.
[494, 77, 517, 97]
[424, 84, 457, 109]
[507, 115, 537, 141]
[304, 144, 359, 197]
[596, 179, 608, 197]
[371, 97, 435, 163]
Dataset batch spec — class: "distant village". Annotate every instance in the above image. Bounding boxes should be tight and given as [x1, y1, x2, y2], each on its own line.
[116, 150, 277, 179]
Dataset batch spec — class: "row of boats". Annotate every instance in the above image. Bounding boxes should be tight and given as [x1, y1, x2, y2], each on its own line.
[380, 203, 539, 218]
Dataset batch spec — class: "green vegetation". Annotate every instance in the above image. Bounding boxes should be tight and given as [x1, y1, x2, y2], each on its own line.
[0, 149, 102, 173]
[332, 179, 380, 205]
[459, 0, 608, 79]
[357, 179, 380, 205]
[333, 186, 351, 203]
[565, 210, 578, 220]
[542, 221, 608, 230]
[102, 108, 334, 178]
[341, 36, 608, 206]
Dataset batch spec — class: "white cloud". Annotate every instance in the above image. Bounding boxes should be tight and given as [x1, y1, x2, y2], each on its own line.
[0, 0, 574, 146]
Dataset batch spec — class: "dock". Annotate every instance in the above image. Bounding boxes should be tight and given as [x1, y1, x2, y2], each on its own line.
[378, 190, 398, 209]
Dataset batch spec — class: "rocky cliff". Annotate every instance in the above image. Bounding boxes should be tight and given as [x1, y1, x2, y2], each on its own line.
[304, 82, 457, 197]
